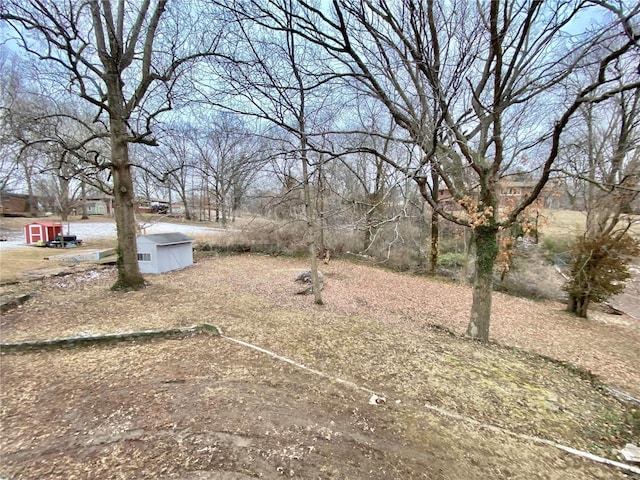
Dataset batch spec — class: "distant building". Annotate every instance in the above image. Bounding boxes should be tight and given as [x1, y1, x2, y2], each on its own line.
[438, 179, 554, 211]
[497, 180, 547, 208]
[84, 197, 114, 215]
[0, 191, 35, 216]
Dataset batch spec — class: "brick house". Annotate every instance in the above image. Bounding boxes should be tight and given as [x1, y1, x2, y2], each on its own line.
[0, 191, 35, 216]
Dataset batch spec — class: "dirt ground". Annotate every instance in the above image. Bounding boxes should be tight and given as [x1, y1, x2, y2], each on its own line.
[1, 253, 639, 479]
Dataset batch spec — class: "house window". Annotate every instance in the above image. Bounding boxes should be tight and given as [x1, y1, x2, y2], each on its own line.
[137, 253, 151, 262]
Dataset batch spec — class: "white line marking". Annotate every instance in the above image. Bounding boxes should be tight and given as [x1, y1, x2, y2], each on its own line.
[222, 333, 640, 475]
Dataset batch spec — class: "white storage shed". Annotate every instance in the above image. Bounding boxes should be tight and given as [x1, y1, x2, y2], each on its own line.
[136, 232, 194, 274]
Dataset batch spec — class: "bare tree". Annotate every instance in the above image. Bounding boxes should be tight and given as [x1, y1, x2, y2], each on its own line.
[0, 49, 25, 194]
[206, 0, 345, 304]
[1, 0, 219, 290]
[232, 0, 640, 341]
[561, 74, 640, 317]
[155, 123, 200, 220]
[191, 113, 266, 224]
[0, 52, 54, 212]
[335, 102, 407, 254]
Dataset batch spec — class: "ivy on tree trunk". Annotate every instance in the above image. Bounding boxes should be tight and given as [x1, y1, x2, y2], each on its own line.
[466, 224, 499, 343]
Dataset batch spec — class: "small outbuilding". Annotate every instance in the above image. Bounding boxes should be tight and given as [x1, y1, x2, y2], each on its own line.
[136, 232, 194, 274]
[24, 222, 63, 245]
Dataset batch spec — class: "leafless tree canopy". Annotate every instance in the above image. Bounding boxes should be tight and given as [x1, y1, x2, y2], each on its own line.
[1, 0, 638, 338]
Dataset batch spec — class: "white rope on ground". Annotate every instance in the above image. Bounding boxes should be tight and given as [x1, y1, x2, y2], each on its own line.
[221, 333, 640, 476]
[608, 387, 640, 405]
[223, 335, 377, 395]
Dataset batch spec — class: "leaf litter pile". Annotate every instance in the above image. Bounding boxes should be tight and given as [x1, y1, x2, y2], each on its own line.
[1, 254, 639, 479]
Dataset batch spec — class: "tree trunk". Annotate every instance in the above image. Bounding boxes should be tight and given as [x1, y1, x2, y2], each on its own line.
[59, 175, 70, 222]
[81, 181, 89, 219]
[316, 162, 326, 254]
[110, 132, 146, 291]
[23, 163, 36, 216]
[301, 149, 323, 305]
[298, 128, 323, 305]
[417, 201, 428, 269]
[221, 192, 228, 225]
[179, 185, 191, 220]
[429, 169, 440, 274]
[568, 292, 589, 318]
[363, 214, 372, 252]
[363, 192, 381, 252]
[466, 225, 499, 342]
[430, 210, 439, 274]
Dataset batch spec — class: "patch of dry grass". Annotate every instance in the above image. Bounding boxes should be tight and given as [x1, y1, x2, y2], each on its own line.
[540, 210, 587, 237]
[2, 336, 627, 479]
[540, 209, 640, 238]
[0, 239, 117, 283]
[0, 247, 53, 283]
[2, 255, 638, 466]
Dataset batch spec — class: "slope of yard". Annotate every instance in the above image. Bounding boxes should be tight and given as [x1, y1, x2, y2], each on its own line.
[1, 254, 639, 479]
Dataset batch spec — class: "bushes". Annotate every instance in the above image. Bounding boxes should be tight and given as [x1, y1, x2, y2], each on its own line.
[438, 252, 467, 268]
[540, 234, 573, 264]
[193, 219, 363, 258]
[494, 242, 566, 300]
[564, 233, 639, 317]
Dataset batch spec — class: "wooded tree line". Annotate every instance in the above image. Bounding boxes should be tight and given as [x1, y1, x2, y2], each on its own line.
[1, 0, 638, 340]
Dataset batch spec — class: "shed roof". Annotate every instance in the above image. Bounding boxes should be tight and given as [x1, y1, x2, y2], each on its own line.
[137, 232, 194, 246]
[26, 222, 63, 227]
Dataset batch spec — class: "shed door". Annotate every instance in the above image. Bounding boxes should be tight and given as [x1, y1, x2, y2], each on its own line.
[45, 225, 62, 242]
[28, 225, 43, 243]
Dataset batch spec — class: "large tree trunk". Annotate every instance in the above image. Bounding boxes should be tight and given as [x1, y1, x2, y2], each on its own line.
[110, 131, 146, 291]
[466, 224, 499, 342]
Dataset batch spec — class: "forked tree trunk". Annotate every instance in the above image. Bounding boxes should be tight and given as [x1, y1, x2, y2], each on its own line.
[179, 185, 192, 220]
[466, 225, 499, 342]
[567, 293, 589, 318]
[110, 131, 146, 291]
